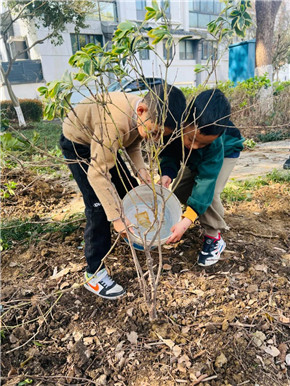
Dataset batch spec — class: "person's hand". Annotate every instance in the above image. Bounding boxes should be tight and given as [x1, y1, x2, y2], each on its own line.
[113, 217, 133, 237]
[166, 217, 192, 244]
[138, 168, 151, 184]
[158, 175, 172, 188]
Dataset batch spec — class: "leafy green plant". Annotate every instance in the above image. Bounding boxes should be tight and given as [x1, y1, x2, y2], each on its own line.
[17, 380, 33, 386]
[273, 80, 290, 95]
[244, 138, 256, 149]
[29, 147, 65, 176]
[208, 0, 253, 40]
[0, 181, 18, 199]
[0, 109, 10, 132]
[0, 132, 27, 152]
[236, 74, 271, 97]
[0, 329, 6, 340]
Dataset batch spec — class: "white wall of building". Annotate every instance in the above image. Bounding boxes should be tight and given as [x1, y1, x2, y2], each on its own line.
[1, 0, 231, 101]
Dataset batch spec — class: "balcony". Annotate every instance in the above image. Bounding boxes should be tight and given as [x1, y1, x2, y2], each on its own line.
[2, 59, 44, 84]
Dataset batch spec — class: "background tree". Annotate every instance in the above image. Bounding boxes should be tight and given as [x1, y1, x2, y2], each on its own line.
[0, 0, 95, 127]
[272, 1, 290, 80]
[254, 0, 282, 114]
[255, 0, 282, 80]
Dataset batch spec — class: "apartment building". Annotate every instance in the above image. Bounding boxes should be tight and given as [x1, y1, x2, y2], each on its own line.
[0, 0, 229, 101]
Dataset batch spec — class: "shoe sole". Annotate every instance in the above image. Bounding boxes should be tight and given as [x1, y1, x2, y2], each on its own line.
[198, 241, 226, 267]
[84, 283, 126, 300]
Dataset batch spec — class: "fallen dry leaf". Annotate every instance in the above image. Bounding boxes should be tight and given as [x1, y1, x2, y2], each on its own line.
[50, 267, 70, 280]
[262, 345, 280, 357]
[254, 264, 268, 273]
[172, 345, 182, 357]
[127, 331, 138, 345]
[278, 312, 290, 324]
[156, 333, 175, 349]
[106, 327, 116, 335]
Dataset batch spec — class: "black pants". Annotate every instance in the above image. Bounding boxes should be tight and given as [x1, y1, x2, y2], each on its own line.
[60, 134, 138, 273]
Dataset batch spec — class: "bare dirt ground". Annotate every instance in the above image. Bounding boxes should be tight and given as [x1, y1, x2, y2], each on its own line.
[1, 143, 290, 386]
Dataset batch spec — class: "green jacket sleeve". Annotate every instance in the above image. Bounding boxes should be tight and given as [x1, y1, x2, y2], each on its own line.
[187, 138, 224, 215]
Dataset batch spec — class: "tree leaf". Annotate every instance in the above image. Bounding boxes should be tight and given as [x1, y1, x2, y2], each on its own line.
[127, 331, 138, 345]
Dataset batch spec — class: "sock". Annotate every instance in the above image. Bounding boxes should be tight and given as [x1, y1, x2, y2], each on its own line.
[86, 268, 105, 278]
[205, 232, 220, 240]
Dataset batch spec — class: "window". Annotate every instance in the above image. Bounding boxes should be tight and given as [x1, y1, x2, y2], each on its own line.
[139, 38, 150, 60]
[99, 1, 118, 21]
[201, 40, 217, 60]
[87, 1, 118, 21]
[189, 0, 200, 12]
[163, 41, 172, 60]
[10, 40, 29, 60]
[2, 60, 43, 84]
[136, 0, 146, 20]
[71, 34, 103, 54]
[189, 0, 224, 28]
[200, 0, 213, 13]
[198, 13, 211, 27]
[179, 40, 198, 60]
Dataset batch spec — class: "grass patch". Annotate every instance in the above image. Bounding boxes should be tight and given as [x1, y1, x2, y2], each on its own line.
[2, 120, 66, 176]
[222, 169, 290, 203]
[0, 213, 85, 251]
[21, 120, 62, 151]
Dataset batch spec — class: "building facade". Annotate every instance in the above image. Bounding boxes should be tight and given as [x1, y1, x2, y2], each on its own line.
[1, 0, 229, 101]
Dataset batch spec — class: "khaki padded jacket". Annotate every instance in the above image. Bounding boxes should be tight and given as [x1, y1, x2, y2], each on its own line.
[62, 92, 145, 221]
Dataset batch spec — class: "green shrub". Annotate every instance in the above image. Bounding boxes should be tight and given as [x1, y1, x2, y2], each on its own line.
[257, 130, 289, 142]
[180, 76, 290, 141]
[0, 110, 10, 131]
[1, 99, 43, 122]
[273, 80, 290, 95]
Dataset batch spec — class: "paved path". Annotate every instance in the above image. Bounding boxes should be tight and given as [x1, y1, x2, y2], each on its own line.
[231, 140, 290, 180]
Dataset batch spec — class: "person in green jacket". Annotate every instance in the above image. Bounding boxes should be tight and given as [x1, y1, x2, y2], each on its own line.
[160, 89, 244, 267]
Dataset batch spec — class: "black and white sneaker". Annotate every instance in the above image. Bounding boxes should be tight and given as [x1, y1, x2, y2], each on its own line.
[283, 158, 290, 170]
[198, 234, 226, 267]
[84, 268, 126, 299]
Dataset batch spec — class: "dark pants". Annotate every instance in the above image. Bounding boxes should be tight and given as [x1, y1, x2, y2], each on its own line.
[60, 134, 138, 274]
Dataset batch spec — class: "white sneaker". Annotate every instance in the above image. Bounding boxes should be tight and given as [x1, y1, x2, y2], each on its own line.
[198, 234, 226, 267]
[84, 268, 126, 299]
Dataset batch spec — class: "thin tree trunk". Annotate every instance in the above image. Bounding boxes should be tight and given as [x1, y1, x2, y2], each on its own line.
[1, 69, 26, 127]
[1, 36, 27, 127]
[255, 0, 282, 114]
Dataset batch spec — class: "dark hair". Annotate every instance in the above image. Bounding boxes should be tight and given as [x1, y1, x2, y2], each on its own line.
[185, 89, 231, 136]
[143, 83, 186, 130]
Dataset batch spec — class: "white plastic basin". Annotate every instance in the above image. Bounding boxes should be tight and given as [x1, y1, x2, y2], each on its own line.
[122, 184, 182, 250]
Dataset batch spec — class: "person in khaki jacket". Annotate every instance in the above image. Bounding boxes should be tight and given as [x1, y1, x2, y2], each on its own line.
[60, 84, 186, 299]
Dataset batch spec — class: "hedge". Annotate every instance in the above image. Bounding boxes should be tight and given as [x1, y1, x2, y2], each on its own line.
[180, 77, 290, 140]
[1, 99, 43, 122]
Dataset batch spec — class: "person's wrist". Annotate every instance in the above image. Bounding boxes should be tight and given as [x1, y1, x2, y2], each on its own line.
[182, 217, 192, 229]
